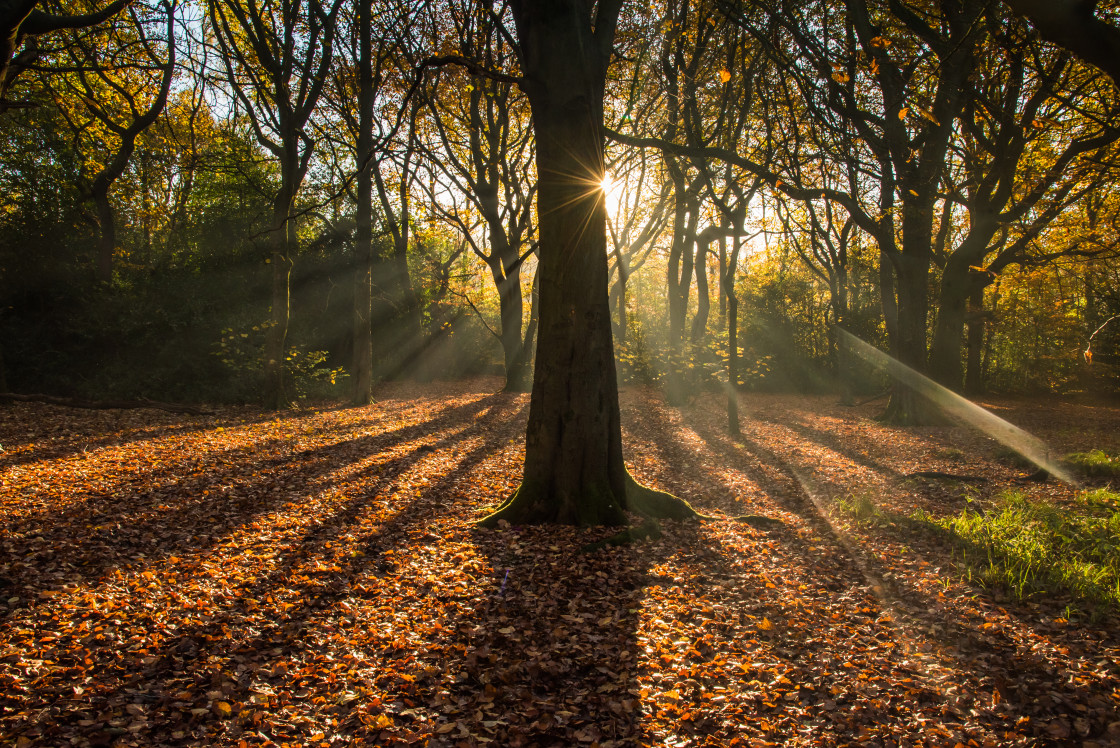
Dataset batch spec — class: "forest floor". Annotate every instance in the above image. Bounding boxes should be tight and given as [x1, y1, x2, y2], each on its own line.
[1, 379, 1118, 747]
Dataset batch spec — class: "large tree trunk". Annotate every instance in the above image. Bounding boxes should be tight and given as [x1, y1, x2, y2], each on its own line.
[881, 233, 933, 424]
[929, 227, 996, 390]
[928, 254, 973, 390]
[483, 0, 627, 526]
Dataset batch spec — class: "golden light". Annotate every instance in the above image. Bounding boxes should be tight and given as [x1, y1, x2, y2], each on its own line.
[600, 174, 623, 222]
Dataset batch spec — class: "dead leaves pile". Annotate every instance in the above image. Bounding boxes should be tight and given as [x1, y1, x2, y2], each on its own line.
[1, 381, 1118, 746]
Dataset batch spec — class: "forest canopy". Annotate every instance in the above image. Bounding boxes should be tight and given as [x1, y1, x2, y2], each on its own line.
[1, 0, 1119, 407]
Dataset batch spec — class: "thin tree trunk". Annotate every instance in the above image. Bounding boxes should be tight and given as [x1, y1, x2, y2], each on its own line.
[690, 241, 710, 343]
[965, 283, 986, 394]
[726, 237, 741, 436]
[351, 0, 374, 405]
[496, 265, 530, 391]
[263, 183, 294, 409]
[92, 182, 115, 284]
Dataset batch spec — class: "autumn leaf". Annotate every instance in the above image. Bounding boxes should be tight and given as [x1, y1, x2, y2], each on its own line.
[1, 387, 1116, 747]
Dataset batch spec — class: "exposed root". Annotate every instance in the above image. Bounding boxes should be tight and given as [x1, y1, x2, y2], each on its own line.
[479, 470, 785, 531]
[477, 478, 628, 528]
[728, 514, 786, 529]
[625, 472, 703, 519]
[625, 471, 784, 528]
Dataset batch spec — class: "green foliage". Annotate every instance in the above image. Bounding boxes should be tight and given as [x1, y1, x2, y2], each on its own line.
[1064, 449, 1120, 478]
[216, 323, 348, 402]
[924, 490, 1120, 614]
[834, 492, 882, 524]
[982, 265, 1088, 393]
[614, 324, 732, 392]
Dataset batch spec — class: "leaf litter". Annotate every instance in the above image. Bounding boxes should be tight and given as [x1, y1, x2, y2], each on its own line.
[1, 380, 1118, 747]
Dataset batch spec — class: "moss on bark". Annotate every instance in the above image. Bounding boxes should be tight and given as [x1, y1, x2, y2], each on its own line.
[479, 468, 784, 533]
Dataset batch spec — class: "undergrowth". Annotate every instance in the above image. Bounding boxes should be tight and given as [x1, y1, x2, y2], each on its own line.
[1064, 449, 1120, 478]
[835, 489, 1120, 616]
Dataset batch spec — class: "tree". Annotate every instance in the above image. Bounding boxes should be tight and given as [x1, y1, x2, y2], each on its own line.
[208, 0, 343, 408]
[926, 23, 1120, 389]
[482, 0, 696, 526]
[0, 0, 132, 111]
[326, 0, 415, 404]
[1003, 0, 1120, 87]
[46, 0, 176, 283]
[603, 147, 670, 342]
[420, 0, 538, 392]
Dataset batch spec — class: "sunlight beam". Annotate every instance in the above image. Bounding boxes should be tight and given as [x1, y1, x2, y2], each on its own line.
[839, 329, 1076, 484]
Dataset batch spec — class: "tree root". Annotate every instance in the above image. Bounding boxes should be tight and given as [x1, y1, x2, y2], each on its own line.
[624, 472, 702, 519]
[479, 470, 785, 535]
[624, 472, 784, 528]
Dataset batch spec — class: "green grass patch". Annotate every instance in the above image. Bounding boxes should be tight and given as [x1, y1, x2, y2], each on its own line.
[919, 490, 1120, 614]
[1064, 449, 1120, 478]
[835, 492, 882, 524]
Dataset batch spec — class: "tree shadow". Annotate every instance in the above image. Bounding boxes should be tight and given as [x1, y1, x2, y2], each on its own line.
[419, 524, 660, 746]
[675, 394, 1120, 744]
[0, 402, 349, 469]
[1, 392, 513, 590]
[3, 394, 530, 746]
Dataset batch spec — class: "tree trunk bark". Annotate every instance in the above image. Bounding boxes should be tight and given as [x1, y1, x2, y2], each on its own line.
[263, 182, 295, 410]
[928, 255, 973, 390]
[965, 283, 986, 394]
[482, 0, 627, 526]
[351, 0, 374, 405]
[882, 233, 933, 424]
[929, 227, 995, 391]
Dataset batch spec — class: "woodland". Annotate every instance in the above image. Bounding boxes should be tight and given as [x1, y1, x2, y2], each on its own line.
[2, 0, 1120, 746]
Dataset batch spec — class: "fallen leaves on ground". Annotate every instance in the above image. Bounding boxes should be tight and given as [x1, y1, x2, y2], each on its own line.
[1, 380, 1118, 747]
